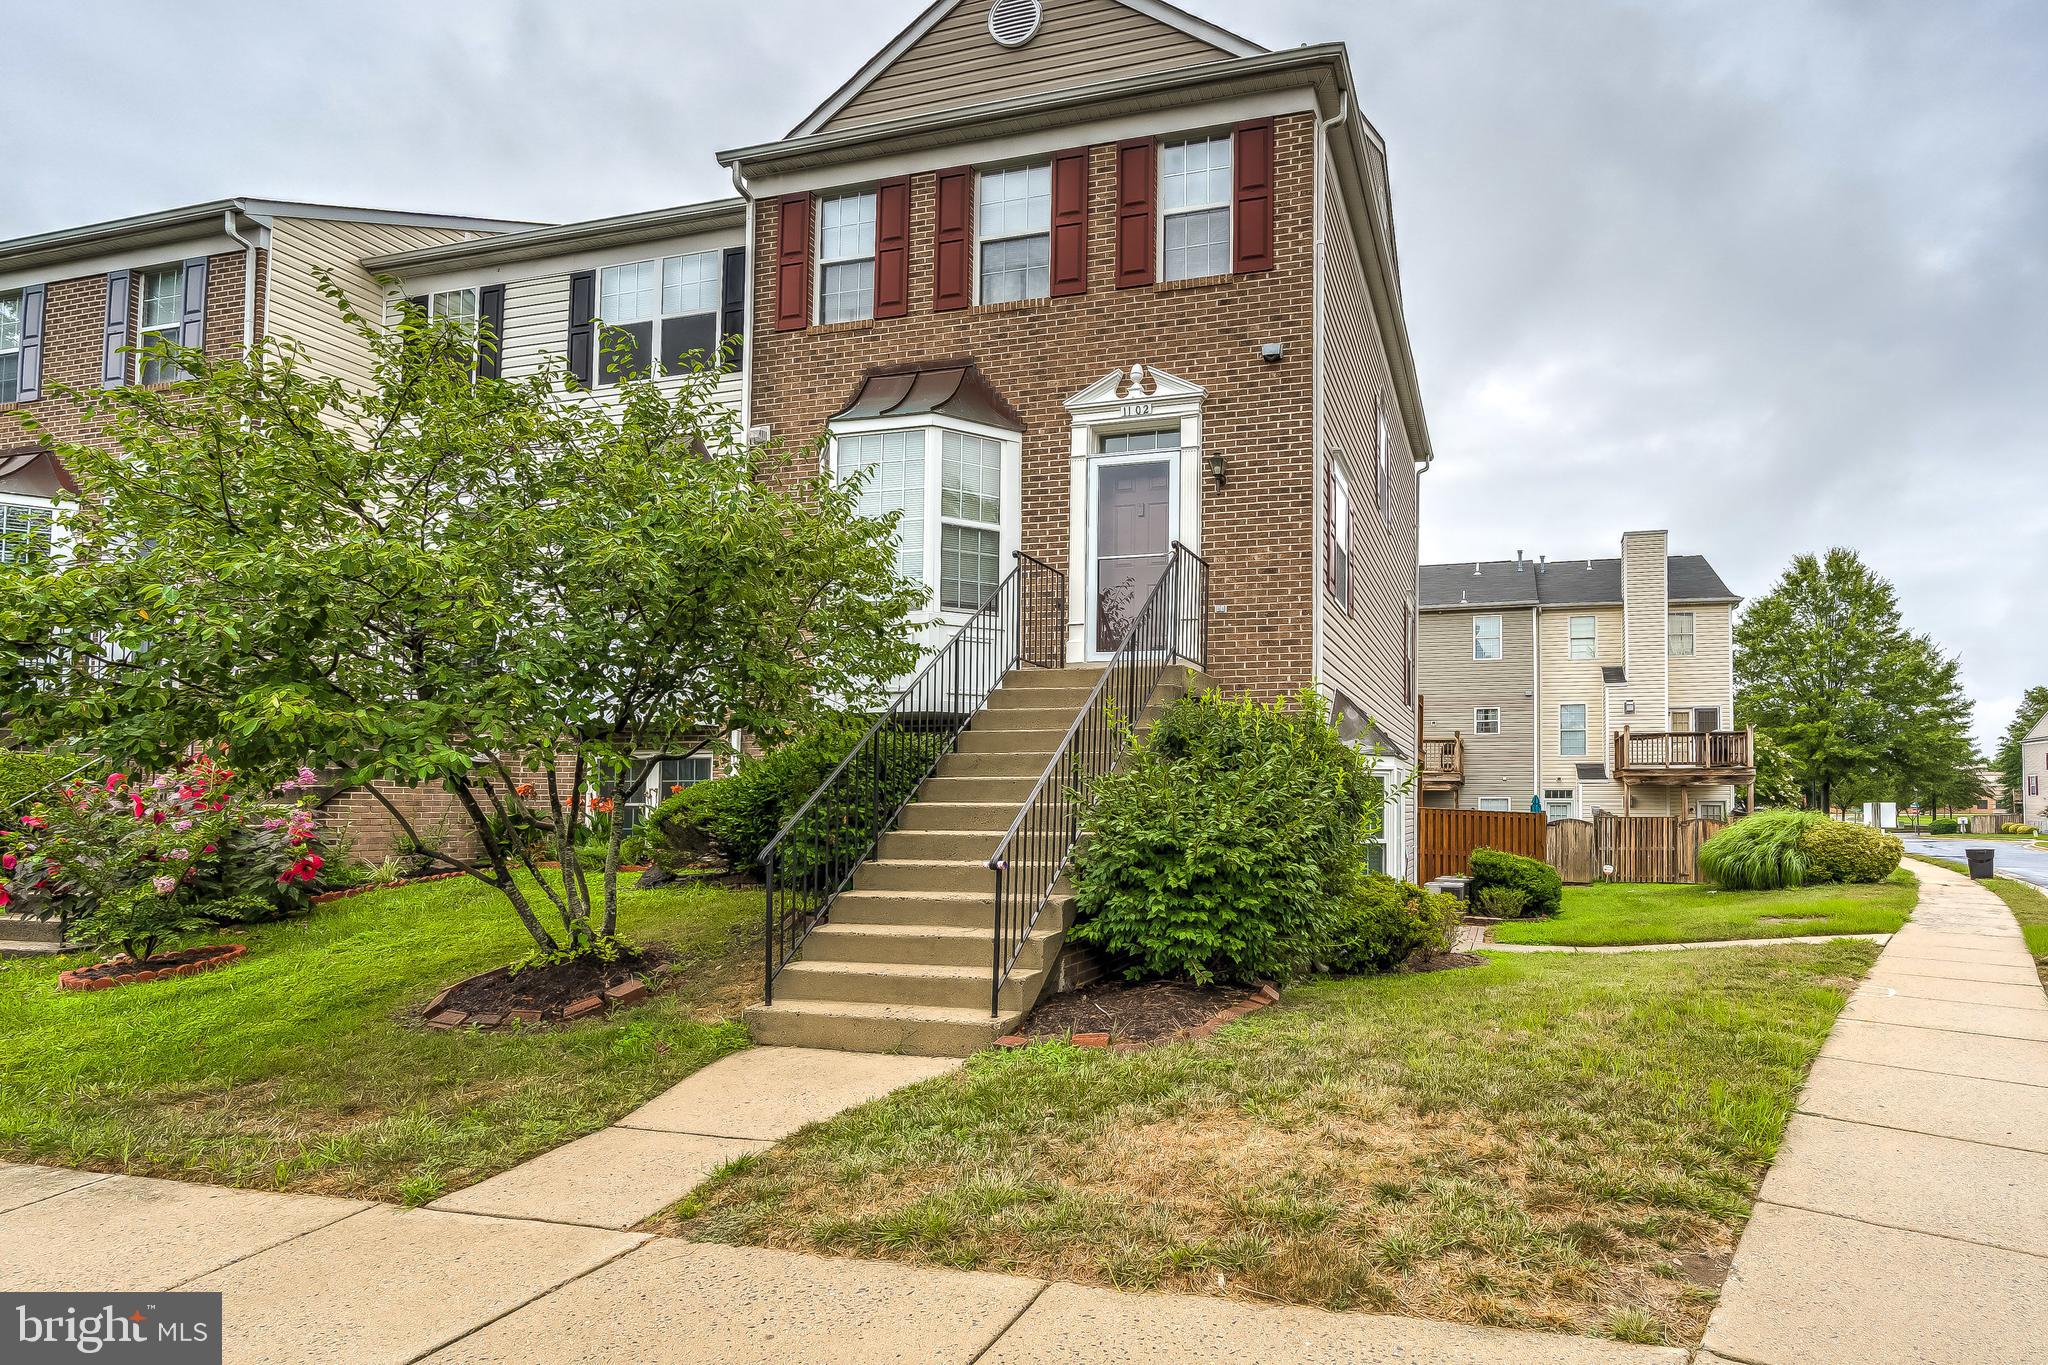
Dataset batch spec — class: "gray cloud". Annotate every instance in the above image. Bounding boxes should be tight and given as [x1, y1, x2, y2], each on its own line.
[13, 0, 2046, 743]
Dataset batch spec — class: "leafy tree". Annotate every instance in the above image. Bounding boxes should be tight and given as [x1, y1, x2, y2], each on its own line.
[1994, 685, 2048, 803]
[1747, 731, 1804, 809]
[0, 285, 922, 957]
[1736, 549, 1977, 814]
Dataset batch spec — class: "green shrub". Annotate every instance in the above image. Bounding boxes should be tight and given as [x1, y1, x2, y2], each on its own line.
[1929, 817, 1960, 835]
[1071, 688, 1375, 986]
[1699, 808, 1815, 890]
[0, 751, 78, 815]
[1468, 848, 1562, 918]
[2003, 823, 2036, 836]
[1797, 818, 1902, 884]
[1474, 885, 1531, 918]
[650, 721, 943, 877]
[1324, 873, 1461, 974]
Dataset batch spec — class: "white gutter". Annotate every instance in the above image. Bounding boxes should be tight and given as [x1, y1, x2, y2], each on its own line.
[221, 209, 257, 354]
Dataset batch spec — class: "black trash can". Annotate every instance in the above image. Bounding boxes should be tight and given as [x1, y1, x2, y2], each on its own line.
[1966, 847, 1996, 880]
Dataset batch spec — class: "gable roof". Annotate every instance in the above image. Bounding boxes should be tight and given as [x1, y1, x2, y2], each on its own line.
[359, 199, 744, 275]
[1418, 555, 1740, 611]
[792, 0, 1263, 136]
[2027, 712, 2048, 744]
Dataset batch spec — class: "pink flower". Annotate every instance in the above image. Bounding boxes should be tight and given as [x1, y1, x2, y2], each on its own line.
[1, 853, 13, 872]
[297, 767, 318, 787]
[202, 844, 216, 854]
[151, 875, 177, 896]
[22, 816, 45, 830]
[131, 796, 145, 819]
[0, 889, 9, 908]
[106, 772, 126, 792]
[152, 810, 165, 824]
[168, 848, 191, 861]
[173, 818, 192, 831]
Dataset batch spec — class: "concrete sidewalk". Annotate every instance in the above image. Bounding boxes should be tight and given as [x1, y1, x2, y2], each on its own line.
[1701, 858, 2048, 1364]
[0, 1164, 1683, 1364]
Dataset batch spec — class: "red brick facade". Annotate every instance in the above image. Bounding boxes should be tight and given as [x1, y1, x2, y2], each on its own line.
[314, 755, 585, 864]
[749, 113, 1321, 699]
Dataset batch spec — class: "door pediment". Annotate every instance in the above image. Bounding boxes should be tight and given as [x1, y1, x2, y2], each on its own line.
[1065, 363, 1205, 419]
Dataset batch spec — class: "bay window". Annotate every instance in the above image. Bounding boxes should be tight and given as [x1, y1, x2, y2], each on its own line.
[978, 164, 1051, 303]
[837, 430, 926, 582]
[1160, 134, 1232, 281]
[137, 265, 185, 385]
[832, 421, 1017, 615]
[939, 432, 1002, 610]
[0, 500, 54, 565]
[818, 191, 877, 323]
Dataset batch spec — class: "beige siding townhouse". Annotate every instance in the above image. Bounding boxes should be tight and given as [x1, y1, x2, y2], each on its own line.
[1418, 530, 1751, 821]
[2024, 713, 2048, 831]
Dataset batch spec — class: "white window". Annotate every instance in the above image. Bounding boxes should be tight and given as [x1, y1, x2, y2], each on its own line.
[1668, 611, 1696, 658]
[1160, 134, 1232, 281]
[1329, 462, 1351, 610]
[1375, 394, 1391, 515]
[939, 431, 1003, 610]
[595, 251, 723, 384]
[654, 754, 715, 798]
[1697, 800, 1728, 821]
[1473, 614, 1503, 661]
[1473, 707, 1501, 735]
[1478, 797, 1512, 812]
[0, 290, 20, 403]
[837, 430, 925, 583]
[1362, 765, 1407, 878]
[1543, 787, 1576, 821]
[0, 501, 54, 565]
[429, 287, 477, 328]
[818, 191, 877, 323]
[1560, 703, 1588, 757]
[1569, 615, 1597, 660]
[978, 165, 1050, 303]
[136, 265, 184, 385]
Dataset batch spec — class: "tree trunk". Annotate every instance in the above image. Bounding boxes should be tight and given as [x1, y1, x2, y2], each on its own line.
[446, 778, 561, 952]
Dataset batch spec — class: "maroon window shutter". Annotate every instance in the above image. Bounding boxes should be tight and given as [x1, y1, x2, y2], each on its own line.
[932, 167, 972, 311]
[874, 177, 911, 319]
[1233, 118, 1276, 274]
[774, 194, 812, 332]
[1049, 147, 1090, 297]
[1114, 139, 1155, 289]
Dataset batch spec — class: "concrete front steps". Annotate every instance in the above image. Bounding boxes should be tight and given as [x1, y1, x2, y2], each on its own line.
[0, 914, 69, 958]
[744, 663, 1199, 1056]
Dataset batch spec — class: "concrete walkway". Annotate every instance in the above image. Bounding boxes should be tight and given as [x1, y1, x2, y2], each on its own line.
[0, 1161, 1681, 1364]
[1459, 927, 1891, 954]
[429, 1046, 958, 1229]
[1701, 858, 2048, 1364]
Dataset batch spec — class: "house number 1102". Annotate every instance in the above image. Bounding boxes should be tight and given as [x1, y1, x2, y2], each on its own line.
[1120, 402, 1153, 417]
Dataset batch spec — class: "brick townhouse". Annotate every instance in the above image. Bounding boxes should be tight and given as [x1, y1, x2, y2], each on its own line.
[0, 197, 538, 859]
[722, 0, 1434, 876]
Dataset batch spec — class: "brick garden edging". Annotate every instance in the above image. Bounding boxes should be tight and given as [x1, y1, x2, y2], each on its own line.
[59, 943, 247, 991]
[994, 982, 1282, 1051]
[421, 974, 656, 1032]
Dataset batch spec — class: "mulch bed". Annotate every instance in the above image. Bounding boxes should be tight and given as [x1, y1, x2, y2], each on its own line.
[421, 946, 672, 1031]
[1002, 979, 1280, 1049]
[59, 943, 246, 991]
[1396, 950, 1487, 973]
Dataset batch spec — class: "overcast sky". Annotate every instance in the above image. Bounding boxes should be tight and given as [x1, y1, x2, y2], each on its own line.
[12, 0, 2046, 746]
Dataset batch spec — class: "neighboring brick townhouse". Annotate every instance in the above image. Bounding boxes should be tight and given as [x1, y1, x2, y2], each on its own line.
[0, 197, 536, 542]
[720, 0, 1433, 875]
[1417, 530, 1754, 822]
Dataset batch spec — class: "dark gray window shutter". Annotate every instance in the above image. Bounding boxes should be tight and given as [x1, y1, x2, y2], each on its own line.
[476, 285, 506, 379]
[102, 271, 132, 388]
[719, 248, 746, 373]
[566, 271, 596, 387]
[405, 294, 429, 318]
[15, 285, 44, 402]
[179, 257, 208, 350]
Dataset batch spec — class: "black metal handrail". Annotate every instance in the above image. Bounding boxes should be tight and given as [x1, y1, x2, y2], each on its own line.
[757, 551, 1066, 1004]
[985, 542, 1208, 1015]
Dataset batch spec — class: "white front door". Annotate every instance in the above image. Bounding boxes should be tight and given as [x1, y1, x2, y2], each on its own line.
[1086, 433, 1180, 659]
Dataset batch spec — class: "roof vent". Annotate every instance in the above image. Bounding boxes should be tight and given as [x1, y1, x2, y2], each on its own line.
[989, 0, 1042, 48]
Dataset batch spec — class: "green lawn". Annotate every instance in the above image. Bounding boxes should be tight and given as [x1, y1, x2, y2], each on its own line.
[0, 873, 760, 1203]
[1491, 871, 1917, 948]
[660, 942, 1878, 1347]
[1914, 856, 2048, 985]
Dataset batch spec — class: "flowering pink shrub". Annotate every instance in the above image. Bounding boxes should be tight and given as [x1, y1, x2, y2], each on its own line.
[0, 752, 325, 964]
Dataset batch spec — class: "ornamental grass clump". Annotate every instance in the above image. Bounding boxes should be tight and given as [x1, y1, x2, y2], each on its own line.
[1070, 688, 1378, 986]
[1698, 808, 1815, 890]
[0, 753, 322, 965]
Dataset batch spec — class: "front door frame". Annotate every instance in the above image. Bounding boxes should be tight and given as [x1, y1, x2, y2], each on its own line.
[1064, 364, 1206, 664]
[1084, 447, 1181, 661]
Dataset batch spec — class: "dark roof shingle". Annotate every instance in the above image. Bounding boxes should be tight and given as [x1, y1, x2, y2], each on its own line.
[1419, 554, 1737, 610]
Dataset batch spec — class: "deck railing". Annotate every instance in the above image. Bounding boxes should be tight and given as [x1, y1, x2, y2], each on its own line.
[985, 543, 1208, 1016]
[1420, 735, 1463, 783]
[756, 552, 1066, 1004]
[1613, 726, 1754, 774]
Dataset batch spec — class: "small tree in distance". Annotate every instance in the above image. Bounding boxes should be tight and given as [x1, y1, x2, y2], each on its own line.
[0, 282, 923, 959]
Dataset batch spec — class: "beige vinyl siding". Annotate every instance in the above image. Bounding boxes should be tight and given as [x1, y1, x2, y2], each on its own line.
[1315, 137, 1420, 870]
[501, 274, 572, 379]
[264, 218, 486, 387]
[821, 0, 1234, 132]
[1667, 601, 1736, 816]
[2023, 735, 2048, 829]
[1536, 605, 1630, 814]
[1418, 608, 1533, 810]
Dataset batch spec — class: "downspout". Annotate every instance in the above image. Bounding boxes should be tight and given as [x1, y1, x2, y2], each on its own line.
[1310, 94, 1346, 695]
[729, 160, 756, 432]
[222, 209, 257, 354]
[1531, 604, 1542, 808]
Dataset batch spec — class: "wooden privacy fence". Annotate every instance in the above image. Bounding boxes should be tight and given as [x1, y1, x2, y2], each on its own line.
[1546, 813, 1729, 884]
[1418, 808, 1547, 884]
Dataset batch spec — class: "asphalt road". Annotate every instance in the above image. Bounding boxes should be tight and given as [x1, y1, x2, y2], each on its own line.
[1897, 836, 2048, 890]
